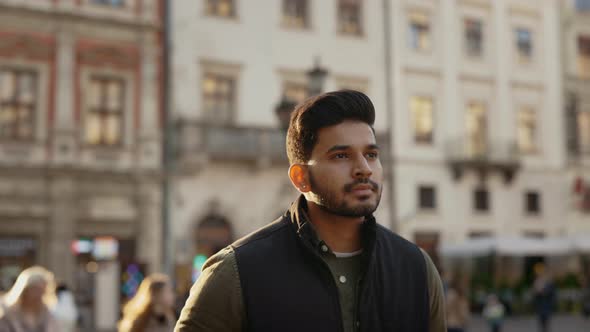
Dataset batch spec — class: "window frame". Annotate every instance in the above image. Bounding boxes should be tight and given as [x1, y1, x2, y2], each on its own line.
[410, 95, 434, 145]
[524, 190, 541, 215]
[0, 67, 38, 142]
[205, 0, 237, 19]
[465, 101, 488, 157]
[578, 35, 590, 78]
[282, 0, 309, 29]
[516, 105, 538, 154]
[464, 18, 484, 58]
[84, 75, 126, 147]
[337, 0, 364, 37]
[473, 187, 490, 213]
[201, 71, 237, 125]
[515, 27, 533, 64]
[407, 11, 431, 52]
[418, 185, 437, 211]
[90, 0, 128, 7]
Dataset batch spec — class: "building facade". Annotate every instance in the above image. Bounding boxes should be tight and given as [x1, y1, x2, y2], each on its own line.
[0, 0, 163, 330]
[170, 0, 392, 294]
[170, 0, 587, 291]
[391, 0, 565, 271]
[562, 0, 590, 234]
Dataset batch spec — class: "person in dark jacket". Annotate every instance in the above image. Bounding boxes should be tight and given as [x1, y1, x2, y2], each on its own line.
[533, 264, 556, 332]
[174, 90, 446, 332]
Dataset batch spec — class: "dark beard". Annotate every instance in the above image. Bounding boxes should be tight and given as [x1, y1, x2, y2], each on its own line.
[308, 172, 381, 217]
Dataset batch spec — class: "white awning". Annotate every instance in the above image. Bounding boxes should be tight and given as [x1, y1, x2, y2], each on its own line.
[439, 235, 579, 257]
[571, 235, 590, 253]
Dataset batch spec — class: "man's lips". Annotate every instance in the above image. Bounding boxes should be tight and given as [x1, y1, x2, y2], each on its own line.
[344, 180, 379, 194]
[351, 184, 373, 192]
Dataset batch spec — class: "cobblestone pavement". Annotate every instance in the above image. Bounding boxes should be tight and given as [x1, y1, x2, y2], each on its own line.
[466, 314, 590, 332]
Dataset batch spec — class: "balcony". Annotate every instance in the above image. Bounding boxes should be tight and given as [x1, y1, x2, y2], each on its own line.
[175, 121, 390, 171]
[445, 138, 520, 184]
[175, 121, 288, 170]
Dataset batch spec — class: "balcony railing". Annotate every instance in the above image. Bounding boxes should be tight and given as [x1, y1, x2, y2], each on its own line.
[176, 121, 288, 167]
[175, 121, 390, 170]
[445, 138, 520, 183]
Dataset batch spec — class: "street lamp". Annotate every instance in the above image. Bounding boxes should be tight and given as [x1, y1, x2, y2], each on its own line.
[275, 96, 297, 130]
[306, 57, 328, 97]
[275, 58, 328, 129]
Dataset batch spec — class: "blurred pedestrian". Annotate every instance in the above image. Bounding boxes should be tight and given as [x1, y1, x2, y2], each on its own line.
[0, 266, 60, 332]
[52, 283, 78, 332]
[118, 273, 176, 332]
[533, 263, 556, 332]
[483, 294, 505, 332]
[582, 275, 590, 319]
[446, 284, 470, 332]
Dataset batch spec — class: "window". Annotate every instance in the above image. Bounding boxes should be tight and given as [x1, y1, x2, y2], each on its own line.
[576, 0, 590, 11]
[411, 96, 434, 144]
[465, 18, 483, 57]
[283, 80, 307, 104]
[579, 111, 590, 154]
[525, 191, 541, 214]
[408, 11, 431, 52]
[0, 68, 37, 141]
[515, 28, 533, 63]
[335, 76, 369, 94]
[202, 72, 236, 124]
[517, 106, 537, 153]
[92, 0, 125, 6]
[466, 101, 487, 157]
[473, 187, 490, 212]
[85, 76, 124, 146]
[418, 185, 436, 210]
[282, 0, 308, 28]
[338, 0, 363, 36]
[578, 35, 590, 78]
[205, 0, 235, 18]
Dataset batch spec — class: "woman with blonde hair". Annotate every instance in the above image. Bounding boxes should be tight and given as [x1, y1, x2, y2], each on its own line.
[118, 273, 176, 332]
[0, 266, 60, 332]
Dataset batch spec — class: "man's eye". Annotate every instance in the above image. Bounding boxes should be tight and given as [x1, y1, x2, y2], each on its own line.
[366, 152, 379, 159]
[334, 153, 348, 159]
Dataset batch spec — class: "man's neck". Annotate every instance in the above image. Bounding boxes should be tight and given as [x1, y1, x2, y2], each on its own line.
[306, 201, 363, 253]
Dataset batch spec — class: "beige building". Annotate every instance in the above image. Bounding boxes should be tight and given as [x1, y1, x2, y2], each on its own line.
[391, 0, 565, 268]
[0, 0, 163, 330]
[562, 0, 590, 232]
[170, 0, 393, 293]
[170, 0, 586, 289]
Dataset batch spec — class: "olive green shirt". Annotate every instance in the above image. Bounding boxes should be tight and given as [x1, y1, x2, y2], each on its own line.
[323, 249, 363, 332]
[174, 246, 446, 332]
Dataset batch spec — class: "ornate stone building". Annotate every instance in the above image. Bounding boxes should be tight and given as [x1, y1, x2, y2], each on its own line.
[0, 1, 163, 330]
[563, 0, 590, 230]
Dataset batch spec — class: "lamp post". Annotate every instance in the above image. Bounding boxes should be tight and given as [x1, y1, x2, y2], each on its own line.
[275, 58, 328, 129]
[275, 96, 297, 131]
[306, 57, 328, 97]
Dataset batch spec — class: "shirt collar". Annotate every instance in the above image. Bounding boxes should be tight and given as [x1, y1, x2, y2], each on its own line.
[288, 194, 377, 255]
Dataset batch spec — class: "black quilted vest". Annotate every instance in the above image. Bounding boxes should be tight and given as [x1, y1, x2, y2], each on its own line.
[232, 197, 429, 332]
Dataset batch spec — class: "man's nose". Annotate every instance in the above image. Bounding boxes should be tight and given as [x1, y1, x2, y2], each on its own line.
[353, 155, 372, 178]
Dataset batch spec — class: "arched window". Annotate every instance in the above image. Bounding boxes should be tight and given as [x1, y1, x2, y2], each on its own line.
[194, 214, 233, 258]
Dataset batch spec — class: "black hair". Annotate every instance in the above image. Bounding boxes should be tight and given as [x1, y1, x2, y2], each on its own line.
[286, 89, 375, 164]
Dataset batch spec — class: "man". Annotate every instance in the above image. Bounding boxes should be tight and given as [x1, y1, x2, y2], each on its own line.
[175, 90, 446, 332]
[533, 263, 556, 332]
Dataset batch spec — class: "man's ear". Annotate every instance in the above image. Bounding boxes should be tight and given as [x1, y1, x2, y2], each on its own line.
[288, 164, 311, 193]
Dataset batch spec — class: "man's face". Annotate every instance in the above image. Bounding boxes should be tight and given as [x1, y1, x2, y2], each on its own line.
[305, 120, 383, 217]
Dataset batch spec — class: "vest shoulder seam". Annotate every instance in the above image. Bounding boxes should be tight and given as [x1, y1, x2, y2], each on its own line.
[231, 218, 291, 250]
